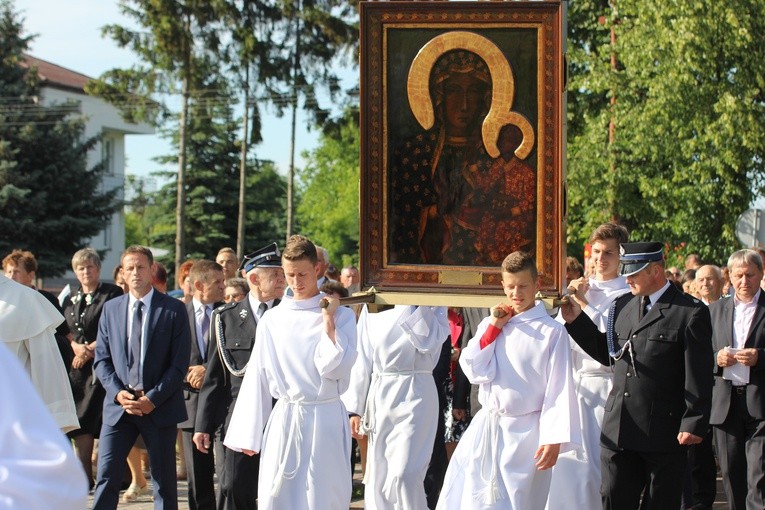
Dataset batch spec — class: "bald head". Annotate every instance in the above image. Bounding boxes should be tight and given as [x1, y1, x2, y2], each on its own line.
[695, 264, 723, 303]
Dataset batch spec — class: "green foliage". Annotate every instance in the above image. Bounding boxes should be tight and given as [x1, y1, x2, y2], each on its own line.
[143, 59, 288, 271]
[0, 0, 119, 277]
[296, 109, 359, 264]
[567, 0, 765, 264]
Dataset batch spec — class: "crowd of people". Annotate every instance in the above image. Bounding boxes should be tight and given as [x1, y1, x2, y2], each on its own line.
[3, 225, 765, 510]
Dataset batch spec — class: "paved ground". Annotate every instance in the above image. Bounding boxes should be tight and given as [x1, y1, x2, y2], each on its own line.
[86, 470, 365, 509]
[87, 468, 727, 509]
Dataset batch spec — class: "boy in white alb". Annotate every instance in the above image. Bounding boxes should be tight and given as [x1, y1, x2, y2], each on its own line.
[342, 305, 450, 509]
[546, 223, 630, 509]
[223, 235, 358, 510]
[436, 252, 580, 510]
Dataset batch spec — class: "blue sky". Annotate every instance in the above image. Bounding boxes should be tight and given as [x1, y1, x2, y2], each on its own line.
[14, 0, 356, 183]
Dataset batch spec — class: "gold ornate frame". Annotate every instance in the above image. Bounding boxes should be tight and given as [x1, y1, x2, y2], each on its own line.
[359, 1, 567, 298]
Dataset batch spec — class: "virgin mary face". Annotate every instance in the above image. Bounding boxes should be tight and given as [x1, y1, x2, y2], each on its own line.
[442, 72, 487, 137]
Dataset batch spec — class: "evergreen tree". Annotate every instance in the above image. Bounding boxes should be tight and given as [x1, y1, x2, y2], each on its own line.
[144, 58, 288, 274]
[0, 1, 118, 276]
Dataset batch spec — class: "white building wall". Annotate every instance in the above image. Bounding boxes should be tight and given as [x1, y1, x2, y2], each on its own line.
[38, 87, 153, 284]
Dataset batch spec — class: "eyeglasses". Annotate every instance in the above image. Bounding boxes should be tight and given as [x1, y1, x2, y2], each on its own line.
[224, 292, 245, 302]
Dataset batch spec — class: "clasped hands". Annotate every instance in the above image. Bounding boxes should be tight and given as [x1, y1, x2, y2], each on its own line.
[117, 390, 155, 416]
[71, 342, 95, 369]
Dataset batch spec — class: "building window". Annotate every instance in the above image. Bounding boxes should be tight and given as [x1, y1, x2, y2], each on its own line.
[103, 224, 112, 248]
[102, 138, 115, 176]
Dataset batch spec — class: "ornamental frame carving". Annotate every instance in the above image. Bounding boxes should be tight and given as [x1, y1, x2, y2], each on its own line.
[359, 1, 567, 297]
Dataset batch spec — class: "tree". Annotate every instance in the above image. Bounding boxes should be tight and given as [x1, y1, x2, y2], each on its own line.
[297, 109, 360, 265]
[87, 0, 222, 275]
[272, 0, 359, 238]
[0, 1, 119, 276]
[566, 0, 765, 263]
[215, 0, 290, 256]
[144, 60, 289, 277]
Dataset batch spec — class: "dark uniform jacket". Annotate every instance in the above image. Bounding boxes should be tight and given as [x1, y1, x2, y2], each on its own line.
[195, 298, 278, 435]
[566, 283, 713, 452]
[710, 292, 765, 424]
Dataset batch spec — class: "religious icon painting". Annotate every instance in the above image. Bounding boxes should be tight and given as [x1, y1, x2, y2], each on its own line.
[359, 1, 567, 298]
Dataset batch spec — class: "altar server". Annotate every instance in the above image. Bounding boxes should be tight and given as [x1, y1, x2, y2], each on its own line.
[343, 304, 450, 509]
[437, 251, 580, 510]
[224, 235, 357, 509]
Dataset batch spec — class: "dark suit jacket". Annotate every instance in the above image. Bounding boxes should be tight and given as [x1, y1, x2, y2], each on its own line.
[710, 292, 765, 424]
[566, 283, 713, 452]
[95, 290, 191, 428]
[196, 298, 261, 435]
[179, 300, 220, 430]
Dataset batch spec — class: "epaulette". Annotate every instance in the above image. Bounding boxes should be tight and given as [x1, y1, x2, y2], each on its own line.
[215, 301, 239, 314]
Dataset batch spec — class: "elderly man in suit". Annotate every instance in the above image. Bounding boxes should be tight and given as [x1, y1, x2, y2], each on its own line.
[93, 245, 191, 510]
[180, 260, 225, 510]
[561, 242, 713, 510]
[193, 242, 285, 510]
[710, 249, 765, 510]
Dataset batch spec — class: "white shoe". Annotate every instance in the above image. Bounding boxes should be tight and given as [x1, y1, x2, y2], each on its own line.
[122, 483, 148, 502]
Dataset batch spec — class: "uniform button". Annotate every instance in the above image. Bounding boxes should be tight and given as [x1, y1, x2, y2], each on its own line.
[624, 392, 630, 397]
[627, 372, 632, 377]
[632, 334, 637, 339]
[235, 342, 240, 347]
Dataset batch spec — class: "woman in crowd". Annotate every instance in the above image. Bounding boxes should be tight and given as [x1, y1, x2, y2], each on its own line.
[62, 248, 123, 489]
[224, 277, 249, 303]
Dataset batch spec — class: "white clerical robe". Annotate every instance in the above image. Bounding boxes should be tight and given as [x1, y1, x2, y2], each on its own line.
[436, 302, 580, 510]
[224, 293, 357, 510]
[0, 275, 79, 432]
[0, 341, 88, 509]
[546, 276, 629, 510]
[341, 305, 450, 510]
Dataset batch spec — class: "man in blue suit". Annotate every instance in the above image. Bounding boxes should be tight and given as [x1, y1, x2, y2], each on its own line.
[92, 245, 191, 510]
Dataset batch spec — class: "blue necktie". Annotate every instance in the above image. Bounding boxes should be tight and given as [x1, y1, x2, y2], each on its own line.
[128, 301, 144, 388]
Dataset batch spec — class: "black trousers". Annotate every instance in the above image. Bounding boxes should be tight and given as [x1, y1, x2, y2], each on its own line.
[182, 428, 217, 510]
[681, 427, 717, 509]
[713, 388, 765, 510]
[219, 446, 260, 510]
[601, 445, 687, 510]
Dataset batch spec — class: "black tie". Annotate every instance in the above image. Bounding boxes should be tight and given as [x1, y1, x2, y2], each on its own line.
[640, 296, 650, 320]
[128, 301, 144, 387]
[257, 302, 268, 319]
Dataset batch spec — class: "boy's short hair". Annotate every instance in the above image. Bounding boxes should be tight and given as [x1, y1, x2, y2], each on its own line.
[501, 251, 538, 280]
[282, 235, 318, 264]
[588, 222, 629, 245]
